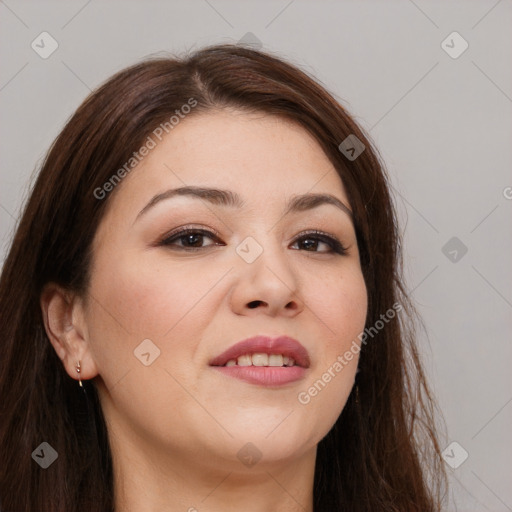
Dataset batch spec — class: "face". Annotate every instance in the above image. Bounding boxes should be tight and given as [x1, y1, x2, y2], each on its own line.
[83, 109, 367, 471]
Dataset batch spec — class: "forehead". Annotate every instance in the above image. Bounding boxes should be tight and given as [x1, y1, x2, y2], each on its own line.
[105, 109, 349, 219]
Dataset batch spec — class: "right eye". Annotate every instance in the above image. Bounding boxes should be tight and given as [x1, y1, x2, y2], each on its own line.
[160, 228, 224, 251]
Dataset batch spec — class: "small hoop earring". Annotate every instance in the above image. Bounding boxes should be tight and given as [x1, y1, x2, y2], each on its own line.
[76, 360, 83, 387]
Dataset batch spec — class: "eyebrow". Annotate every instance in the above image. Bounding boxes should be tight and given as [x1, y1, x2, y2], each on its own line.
[135, 186, 353, 222]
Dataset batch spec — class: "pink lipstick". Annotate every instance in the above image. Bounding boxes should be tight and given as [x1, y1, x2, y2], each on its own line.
[209, 335, 310, 387]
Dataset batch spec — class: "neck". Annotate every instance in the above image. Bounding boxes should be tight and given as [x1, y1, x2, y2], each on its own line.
[111, 436, 316, 512]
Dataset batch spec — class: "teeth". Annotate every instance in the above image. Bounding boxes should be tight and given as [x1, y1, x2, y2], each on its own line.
[252, 353, 268, 366]
[237, 355, 252, 366]
[268, 354, 283, 367]
[223, 353, 296, 367]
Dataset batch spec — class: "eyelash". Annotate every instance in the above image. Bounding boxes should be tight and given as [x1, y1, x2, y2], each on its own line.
[159, 226, 348, 255]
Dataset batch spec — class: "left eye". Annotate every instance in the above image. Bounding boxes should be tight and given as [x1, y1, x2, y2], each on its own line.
[291, 232, 347, 255]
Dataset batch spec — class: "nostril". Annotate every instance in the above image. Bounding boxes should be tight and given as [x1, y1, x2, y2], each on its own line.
[248, 300, 264, 309]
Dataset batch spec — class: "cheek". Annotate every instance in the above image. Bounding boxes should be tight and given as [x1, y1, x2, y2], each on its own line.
[89, 250, 224, 335]
[296, 266, 367, 428]
[85, 252, 230, 382]
[85, 254, 229, 441]
[304, 264, 368, 349]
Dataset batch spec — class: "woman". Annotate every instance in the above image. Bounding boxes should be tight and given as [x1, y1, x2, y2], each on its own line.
[0, 44, 446, 511]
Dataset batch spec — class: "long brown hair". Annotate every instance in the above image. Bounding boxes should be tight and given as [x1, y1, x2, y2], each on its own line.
[0, 44, 446, 511]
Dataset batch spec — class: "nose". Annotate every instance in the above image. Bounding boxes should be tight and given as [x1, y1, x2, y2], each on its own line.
[229, 239, 304, 318]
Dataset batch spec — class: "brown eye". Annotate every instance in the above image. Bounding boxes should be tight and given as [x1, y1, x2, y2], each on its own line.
[161, 229, 222, 250]
[291, 231, 348, 255]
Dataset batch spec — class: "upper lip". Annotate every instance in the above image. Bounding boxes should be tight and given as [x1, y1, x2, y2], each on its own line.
[209, 335, 311, 368]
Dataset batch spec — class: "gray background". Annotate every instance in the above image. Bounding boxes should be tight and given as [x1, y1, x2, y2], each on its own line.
[1, 1, 511, 510]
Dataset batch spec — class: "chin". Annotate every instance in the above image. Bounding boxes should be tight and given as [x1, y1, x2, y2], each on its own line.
[228, 423, 317, 460]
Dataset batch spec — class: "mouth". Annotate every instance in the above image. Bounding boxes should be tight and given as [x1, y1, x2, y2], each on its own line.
[220, 353, 299, 367]
[209, 335, 310, 387]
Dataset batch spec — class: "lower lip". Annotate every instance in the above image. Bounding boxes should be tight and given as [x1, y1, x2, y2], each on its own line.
[212, 366, 307, 387]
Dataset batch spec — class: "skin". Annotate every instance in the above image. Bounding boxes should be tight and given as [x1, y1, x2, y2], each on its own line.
[41, 109, 368, 512]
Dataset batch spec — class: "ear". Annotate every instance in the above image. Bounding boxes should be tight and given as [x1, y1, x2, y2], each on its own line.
[40, 283, 98, 383]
